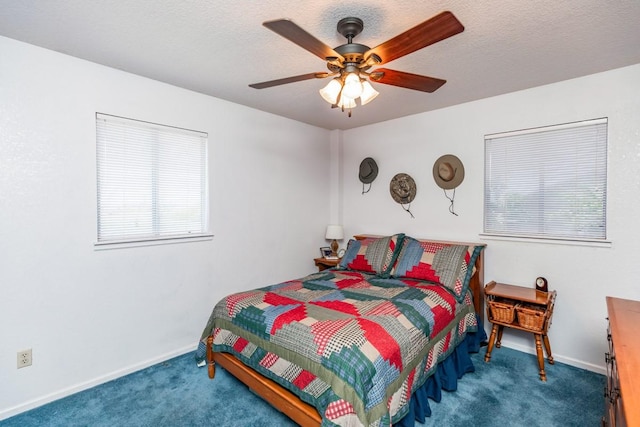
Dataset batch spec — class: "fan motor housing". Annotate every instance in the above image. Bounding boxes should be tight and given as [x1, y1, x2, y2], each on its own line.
[335, 43, 369, 63]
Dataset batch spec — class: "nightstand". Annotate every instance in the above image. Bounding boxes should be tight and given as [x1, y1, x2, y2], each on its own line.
[314, 257, 340, 272]
[484, 281, 557, 381]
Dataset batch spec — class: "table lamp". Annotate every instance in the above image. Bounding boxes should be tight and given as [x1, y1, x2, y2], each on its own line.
[325, 225, 344, 257]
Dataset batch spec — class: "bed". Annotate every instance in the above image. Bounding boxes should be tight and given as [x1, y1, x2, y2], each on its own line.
[196, 234, 486, 426]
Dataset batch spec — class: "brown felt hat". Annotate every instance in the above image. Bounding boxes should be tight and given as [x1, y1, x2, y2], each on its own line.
[433, 154, 465, 190]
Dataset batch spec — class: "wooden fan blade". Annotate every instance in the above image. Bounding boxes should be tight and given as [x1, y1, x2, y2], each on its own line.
[249, 72, 327, 89]
[369, 68, 446, 92]
[263, 19, 344, 61]
[365, 11, 464, 64]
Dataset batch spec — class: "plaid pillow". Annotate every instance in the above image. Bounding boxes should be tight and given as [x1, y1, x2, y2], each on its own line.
[390, 236, 484, 301]
[338, 234, 404, 276]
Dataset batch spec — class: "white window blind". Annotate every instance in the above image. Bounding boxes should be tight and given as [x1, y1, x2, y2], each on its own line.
[484, 118, 607, 242]
[96, 113, 209, 245]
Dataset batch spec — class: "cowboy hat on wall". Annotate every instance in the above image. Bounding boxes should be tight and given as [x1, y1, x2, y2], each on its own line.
[359, 157, 378, 194]
[433, 154, 464, 215]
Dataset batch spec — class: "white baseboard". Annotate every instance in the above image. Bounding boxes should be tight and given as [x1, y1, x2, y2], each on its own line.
[497, 340, 606, 375]
[0, 344, 197, 422]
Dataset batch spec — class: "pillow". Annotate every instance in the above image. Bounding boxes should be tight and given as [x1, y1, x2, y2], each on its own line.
[390, 236, 484, 301]
[338, 234, 404, 276]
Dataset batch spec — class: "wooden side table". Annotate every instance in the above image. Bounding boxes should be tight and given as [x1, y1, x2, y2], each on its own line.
[314, 257, 340, 272]
[484, 281, 557, 381]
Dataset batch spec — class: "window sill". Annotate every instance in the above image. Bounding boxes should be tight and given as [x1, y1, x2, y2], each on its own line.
[94, 233, 214, 250]
[479, 233, 612, 248]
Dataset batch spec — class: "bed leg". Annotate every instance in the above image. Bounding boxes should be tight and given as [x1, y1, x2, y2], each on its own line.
[206, 336, 215, 379]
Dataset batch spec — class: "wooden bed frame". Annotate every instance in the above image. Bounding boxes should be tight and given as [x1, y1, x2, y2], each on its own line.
[206, 236, 486, 427]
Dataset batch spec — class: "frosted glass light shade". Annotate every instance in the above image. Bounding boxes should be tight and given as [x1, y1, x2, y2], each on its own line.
[360, 81, 379, 105]
[319, 79, 342, 104]
[325, 224, 344, 240]
[319, 74, 378, 111]
[342, 73, 363, 99]
[337, 95, 357, 109]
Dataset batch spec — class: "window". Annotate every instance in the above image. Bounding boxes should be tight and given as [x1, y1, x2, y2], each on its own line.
[96, 113, 209, 245]
[484, 118, 607, 242]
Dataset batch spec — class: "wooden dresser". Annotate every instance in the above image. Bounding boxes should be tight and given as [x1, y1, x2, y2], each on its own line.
[604, 297, 640, 426]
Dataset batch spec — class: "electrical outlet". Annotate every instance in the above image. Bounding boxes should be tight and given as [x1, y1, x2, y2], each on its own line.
[17, 349, 32, 369]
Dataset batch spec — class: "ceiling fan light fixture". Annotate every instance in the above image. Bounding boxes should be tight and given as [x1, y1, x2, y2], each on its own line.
[341, 72, 363, 99]
[359, 80, 379, 105]
[253, 12, 465, 118]
[319, 78, 342, 104]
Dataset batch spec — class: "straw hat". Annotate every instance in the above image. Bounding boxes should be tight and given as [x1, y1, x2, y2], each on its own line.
[433, 154, 465, 190]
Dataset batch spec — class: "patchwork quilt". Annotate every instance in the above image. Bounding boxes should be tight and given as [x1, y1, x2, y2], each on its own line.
[197, 269, 477, 427]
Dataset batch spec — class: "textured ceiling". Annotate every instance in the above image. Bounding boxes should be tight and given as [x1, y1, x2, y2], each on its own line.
[1, 0, 639, 130]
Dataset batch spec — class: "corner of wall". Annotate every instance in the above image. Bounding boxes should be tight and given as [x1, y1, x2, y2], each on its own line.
[329, 130, 344, 225]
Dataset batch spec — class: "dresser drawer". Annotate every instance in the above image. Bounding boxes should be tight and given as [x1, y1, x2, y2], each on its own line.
[605, 297, 640, 426]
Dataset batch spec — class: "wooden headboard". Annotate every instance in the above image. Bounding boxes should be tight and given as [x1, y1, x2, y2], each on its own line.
[353, 235, 486, 321]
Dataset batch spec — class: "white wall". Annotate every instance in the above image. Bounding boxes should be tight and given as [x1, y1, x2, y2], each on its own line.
[3, 30, 639, 419]
[0, 36, 331, 419]
[340, 63, 640, 372]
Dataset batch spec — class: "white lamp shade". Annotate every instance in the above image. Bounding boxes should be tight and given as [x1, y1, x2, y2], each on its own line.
[325, 225, 344, 240]
[341, 73, 363, 99]
[360, 81, 379, 105]
[337, 95, 357, 109]
[319, 79, 342, 104]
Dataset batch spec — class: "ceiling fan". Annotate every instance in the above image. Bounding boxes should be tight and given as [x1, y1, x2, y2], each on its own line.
[249, 11, 464, 116]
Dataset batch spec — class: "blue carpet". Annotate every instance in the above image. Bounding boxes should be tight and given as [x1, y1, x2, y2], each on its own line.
[1, 347, 604, 426]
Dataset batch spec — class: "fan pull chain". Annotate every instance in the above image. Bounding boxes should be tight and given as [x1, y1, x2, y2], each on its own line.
[339, 104, 352, 117]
